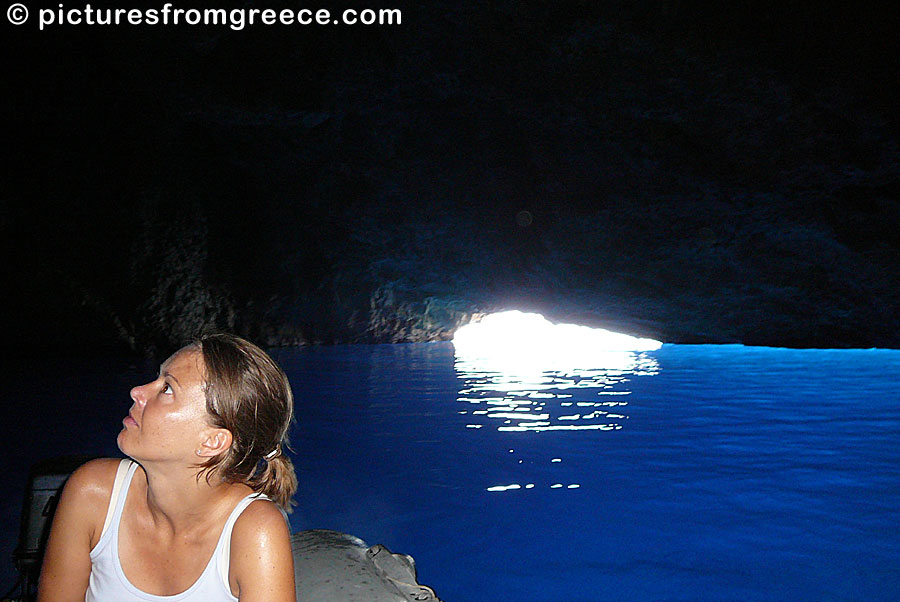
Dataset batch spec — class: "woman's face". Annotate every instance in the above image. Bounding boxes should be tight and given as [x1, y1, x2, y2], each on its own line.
[117, 347, 216, 464]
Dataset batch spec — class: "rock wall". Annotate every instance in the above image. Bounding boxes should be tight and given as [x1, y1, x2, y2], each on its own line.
[6, 2, 899, 355]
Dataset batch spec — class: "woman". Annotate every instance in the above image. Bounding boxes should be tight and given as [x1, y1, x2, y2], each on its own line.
[37, 333, 298, 602]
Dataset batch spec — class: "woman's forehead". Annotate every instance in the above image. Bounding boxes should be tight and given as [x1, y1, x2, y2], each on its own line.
[161, 347, 205, 380]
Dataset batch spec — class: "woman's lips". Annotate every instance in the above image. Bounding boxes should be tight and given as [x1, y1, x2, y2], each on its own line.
[123, 414, 138, 428]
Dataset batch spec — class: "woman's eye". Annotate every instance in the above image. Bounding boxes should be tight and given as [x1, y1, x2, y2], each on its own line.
[161, 383, 173, 395]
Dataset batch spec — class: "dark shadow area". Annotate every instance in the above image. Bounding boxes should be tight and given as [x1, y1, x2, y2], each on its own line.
[4, 1, 900, 356]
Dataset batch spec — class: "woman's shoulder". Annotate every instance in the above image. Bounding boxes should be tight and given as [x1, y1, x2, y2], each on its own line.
[51, 458, 130, 547]
[63, 457, 130, 509]
[228, 496, 294, 598]
[230, 495, 291, 555]
[232, 495, 289, 538]
[68, 456, 129, 485]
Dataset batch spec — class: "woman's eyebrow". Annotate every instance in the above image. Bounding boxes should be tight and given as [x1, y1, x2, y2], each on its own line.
[162, 372, 181, 388]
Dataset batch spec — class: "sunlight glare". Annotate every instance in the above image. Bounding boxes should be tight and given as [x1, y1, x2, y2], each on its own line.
[453, 311, 662, 372]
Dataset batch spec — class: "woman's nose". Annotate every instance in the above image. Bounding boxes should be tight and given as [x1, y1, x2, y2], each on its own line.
[130, 384, 147, 407]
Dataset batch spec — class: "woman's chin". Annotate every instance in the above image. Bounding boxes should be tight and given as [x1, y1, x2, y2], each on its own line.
[116, 431, 130, 455]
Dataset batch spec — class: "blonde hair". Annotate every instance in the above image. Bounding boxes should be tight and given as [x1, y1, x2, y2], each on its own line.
[191, 333, 297, 510]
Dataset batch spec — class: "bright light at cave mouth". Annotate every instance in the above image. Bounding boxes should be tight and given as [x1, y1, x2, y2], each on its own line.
[452, 311, 662, 370]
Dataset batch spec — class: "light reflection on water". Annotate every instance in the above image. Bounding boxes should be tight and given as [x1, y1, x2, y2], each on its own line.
[454, 350, 660, 435]
[454, 349, 662, 494]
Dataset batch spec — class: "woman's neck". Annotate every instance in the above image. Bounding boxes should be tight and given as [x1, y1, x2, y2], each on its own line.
[136, 462, 248, 536]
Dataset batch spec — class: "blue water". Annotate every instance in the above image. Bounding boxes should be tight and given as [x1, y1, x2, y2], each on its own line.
[2, 343, 899, 601]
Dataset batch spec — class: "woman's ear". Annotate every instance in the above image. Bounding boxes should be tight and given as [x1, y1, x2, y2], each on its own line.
[197, 427, 233, 458]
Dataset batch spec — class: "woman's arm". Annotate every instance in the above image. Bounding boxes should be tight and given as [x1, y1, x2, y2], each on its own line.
[36, 459, 117, 602]
[229, 500, 296, 602]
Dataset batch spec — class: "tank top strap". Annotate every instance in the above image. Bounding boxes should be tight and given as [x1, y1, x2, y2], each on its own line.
[214, 493, 271, 592]
[98, 459, 140, 542]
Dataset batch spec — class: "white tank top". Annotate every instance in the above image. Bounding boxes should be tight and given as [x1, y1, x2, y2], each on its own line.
[86, 459, 269, 602]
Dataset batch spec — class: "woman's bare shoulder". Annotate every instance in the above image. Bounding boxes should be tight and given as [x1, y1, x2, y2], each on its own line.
[43, 457, 128, 552]
[229, 498, 294, 601]
[232, 497, 290, 540]
[36, 459, 126, 600]
[63, 457, 129, 508]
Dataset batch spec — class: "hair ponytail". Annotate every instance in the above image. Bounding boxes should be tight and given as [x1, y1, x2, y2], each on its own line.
[253, 453, 298, 511]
